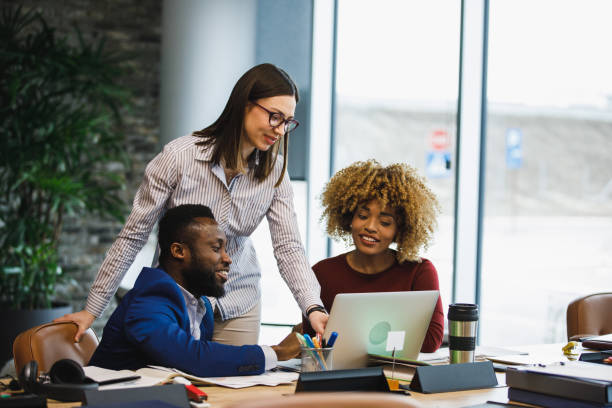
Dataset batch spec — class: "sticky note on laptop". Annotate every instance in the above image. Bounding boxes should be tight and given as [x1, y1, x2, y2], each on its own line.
[386, 331, 405, 351]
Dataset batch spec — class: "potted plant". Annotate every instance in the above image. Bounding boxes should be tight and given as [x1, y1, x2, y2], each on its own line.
[0, 6, 131, 364]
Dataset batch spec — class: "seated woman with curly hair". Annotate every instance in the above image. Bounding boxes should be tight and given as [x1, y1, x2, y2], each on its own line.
[301, 160, 444, 352]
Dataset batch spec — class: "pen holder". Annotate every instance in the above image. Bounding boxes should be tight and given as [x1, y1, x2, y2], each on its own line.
[300, 346, 333, 372]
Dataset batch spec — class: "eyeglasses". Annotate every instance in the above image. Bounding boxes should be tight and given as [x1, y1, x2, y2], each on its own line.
[251, 101, 299, 133]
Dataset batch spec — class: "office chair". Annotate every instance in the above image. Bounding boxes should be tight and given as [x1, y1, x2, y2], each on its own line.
[566, 292, 612, 341]
[222, 392, 421, 408]
[12, 321, 99, 376]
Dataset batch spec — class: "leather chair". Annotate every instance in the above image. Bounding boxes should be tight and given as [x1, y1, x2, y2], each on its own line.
[222, 392, 421, 408]
[13, 321, 99, 376]
[566, 292, 612, 341]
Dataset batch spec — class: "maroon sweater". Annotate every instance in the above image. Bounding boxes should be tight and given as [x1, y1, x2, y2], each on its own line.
[303, 253, 444, 353]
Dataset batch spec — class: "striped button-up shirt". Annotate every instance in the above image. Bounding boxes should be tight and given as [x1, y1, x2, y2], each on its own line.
[86, 134, 322, 320]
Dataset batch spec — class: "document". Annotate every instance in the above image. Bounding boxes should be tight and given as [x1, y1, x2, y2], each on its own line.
[524, 361, 612, 382]
[142, 366, 299, 389]
[83, 366, 161, 390]
[418, 346, 527, 365]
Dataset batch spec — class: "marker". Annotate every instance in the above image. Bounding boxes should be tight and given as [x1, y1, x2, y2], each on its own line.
[295, 333, 309, 347]
[173, 377, 208, 401]
[303, 333, 316, 348]
[327, 331, 338, 347]
[303, 334, 327, 370]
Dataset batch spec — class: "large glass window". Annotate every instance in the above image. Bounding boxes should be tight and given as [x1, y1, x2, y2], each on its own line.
[331, 0, 461, 309]
[481, 0, 612, 345]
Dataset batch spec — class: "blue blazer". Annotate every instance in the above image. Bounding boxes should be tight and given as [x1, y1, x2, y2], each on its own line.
[89, 267, 265, 376]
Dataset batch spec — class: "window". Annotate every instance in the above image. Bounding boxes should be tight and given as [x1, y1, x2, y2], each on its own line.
[481, 0, 612, 345]
[331, 0, 462, 309]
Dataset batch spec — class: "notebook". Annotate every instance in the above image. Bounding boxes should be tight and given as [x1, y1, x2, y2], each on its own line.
[323, 290, 439, 369]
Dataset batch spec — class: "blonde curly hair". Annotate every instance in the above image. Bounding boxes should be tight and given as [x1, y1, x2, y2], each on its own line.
[321, 160, 440, 262]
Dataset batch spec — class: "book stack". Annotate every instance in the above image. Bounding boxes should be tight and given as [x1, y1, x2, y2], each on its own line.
[506, 362, 612, 408]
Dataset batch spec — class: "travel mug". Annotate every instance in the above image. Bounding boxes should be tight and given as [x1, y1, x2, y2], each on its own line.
[448, 303, 479, 364]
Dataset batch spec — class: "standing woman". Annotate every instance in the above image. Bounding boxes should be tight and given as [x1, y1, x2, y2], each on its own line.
[302, 160, 444, 352]
[57, 63, 327, 344]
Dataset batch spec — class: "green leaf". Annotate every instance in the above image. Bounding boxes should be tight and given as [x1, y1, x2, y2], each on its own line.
[0, 5, 132, 309]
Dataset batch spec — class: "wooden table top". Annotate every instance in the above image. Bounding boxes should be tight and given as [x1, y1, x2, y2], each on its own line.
[17, 343, 574, 407]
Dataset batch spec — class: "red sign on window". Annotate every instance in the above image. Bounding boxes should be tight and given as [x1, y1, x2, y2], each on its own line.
[428, 130, 451, 151]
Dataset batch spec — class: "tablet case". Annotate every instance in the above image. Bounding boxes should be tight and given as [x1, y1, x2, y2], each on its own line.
[295, 366, 390, 393]
[82, 383, 189, 408]
[409, 361, 498, 393]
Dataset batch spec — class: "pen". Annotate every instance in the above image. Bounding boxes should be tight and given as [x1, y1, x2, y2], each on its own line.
[303, 334, 328, 370]
[327, 331, 338, 348]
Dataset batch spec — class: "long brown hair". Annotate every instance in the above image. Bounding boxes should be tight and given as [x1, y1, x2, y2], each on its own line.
[193, 63, 299, 187]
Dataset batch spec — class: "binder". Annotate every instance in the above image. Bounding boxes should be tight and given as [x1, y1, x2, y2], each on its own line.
[506, 366, 612, 404]
[508, 387, 612, 408]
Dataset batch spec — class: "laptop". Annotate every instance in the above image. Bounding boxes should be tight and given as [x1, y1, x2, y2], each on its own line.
[323, 290, 439, 369]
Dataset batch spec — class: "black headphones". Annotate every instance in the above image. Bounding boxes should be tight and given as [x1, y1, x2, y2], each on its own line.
[19, 359, 98, 402]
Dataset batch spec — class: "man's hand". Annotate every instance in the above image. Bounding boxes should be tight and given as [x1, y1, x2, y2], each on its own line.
[308, 311, 328, 336]
[271, 332, 301, 361]
[53, 309, 96, 342]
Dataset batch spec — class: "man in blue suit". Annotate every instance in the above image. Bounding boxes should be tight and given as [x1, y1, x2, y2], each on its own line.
[89, 204, 300, 377]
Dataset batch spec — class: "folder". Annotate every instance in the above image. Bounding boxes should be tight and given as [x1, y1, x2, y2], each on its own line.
[506, 366, 611, 404]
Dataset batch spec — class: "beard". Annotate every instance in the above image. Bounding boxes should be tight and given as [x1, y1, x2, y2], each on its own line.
[182, 255, 225, 299]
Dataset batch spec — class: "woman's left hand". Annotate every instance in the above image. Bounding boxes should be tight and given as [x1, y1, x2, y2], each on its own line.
[308, 311, 329, 335]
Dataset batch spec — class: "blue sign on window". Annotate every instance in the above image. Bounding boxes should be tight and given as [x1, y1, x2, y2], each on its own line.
[506, 128, 523, 169]
[426, 151, 451, 178]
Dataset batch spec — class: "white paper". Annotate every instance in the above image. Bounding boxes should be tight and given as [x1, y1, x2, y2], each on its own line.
[485, 354, 565, 366]
[524, 361, 612, 382]
[145, 365, 299, 389]
[98, 375, 162, 390]
[587, 333, 612, 342]
[418, 347, 450, 363]
[83, 366, 143, 383]
[418, 346, 531, 365]
[84, 366, 162, 390]
[385, 331, 405, 352]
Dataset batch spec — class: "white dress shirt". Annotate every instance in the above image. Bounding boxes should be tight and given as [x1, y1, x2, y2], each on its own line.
[177, 284, 277, 370]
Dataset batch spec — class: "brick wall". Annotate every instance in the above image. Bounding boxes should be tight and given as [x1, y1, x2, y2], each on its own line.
[1, 0, 163, 334]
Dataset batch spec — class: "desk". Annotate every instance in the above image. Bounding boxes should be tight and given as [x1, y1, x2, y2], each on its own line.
[200, 378, 510, 408]
[41, 343, 569, 408]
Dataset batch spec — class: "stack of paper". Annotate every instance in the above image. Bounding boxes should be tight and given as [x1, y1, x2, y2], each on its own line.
[142, 366, 299, 389]
[85, 365, 299, 390]
[83, 366, 161, 390]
